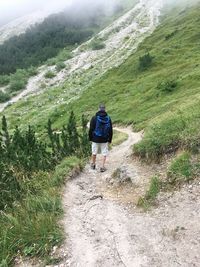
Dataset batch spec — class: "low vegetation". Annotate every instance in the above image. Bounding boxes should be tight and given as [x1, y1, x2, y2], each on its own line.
[0, 91, 10, 102]
[56, 62, 66, 72]
[164, 152, 200, 188]
[138, 52, 154, 71]
[44, 71, 56, 79]
[137, 176, 161, 210]
[0, 112, 89, 265]
[0, 67, 39, 103]
[90, 38, 106, 50]
[111, 129, 128, 147]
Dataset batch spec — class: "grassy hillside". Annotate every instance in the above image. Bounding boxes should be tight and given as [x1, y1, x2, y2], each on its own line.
[1, 2, 200, 160]
[67, 2, 200, 160]
[1, 2, 200, 264]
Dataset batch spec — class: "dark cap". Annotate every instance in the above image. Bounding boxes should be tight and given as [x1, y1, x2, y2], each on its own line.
[99, 103, 105, 111]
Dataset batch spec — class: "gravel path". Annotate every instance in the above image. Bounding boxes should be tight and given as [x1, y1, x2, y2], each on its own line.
[55, 127, 200, 267]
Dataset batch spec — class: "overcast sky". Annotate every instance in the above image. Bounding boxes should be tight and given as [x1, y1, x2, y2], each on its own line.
[0, 0, 72, 25]
[0, 0, 118, 26]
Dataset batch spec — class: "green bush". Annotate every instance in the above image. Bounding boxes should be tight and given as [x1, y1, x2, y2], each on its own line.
[27, 66, 38, 76]
[138, 52, 154, 71]
[9, 69, 28, 92]
[45, 71, 56, 79]
[0, 156, 83, 265]
[137, 176, 161, 209]
[167, 152, 193, 185]
[0, 75, 10, 86]
[0, 91, 11, 103]
[0, 163, 22, 210]
[134, 115, 187, 160]
[157, 79, 178, 93]
[56, 62, 66, 72]
[9, 79, 27, 92]
[165, 30, 178, 40]
[90, 38, 106, 50]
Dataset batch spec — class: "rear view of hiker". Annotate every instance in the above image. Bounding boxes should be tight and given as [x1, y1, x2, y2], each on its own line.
[89, 104, 113, 172]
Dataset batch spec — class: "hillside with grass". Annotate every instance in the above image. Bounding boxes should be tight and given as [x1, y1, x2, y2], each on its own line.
[0, 0, 200, 265]
[68, 2, 200, 163]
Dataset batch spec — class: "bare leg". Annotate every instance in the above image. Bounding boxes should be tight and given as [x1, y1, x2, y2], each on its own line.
[102, 156, 106, 168]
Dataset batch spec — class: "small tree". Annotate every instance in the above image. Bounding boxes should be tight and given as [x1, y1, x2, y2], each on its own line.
[61, 125, 69, 156]
[80, 114, 90, 157]
[67, 111, 80, 154]
[138, 52, 154, 71]
[1, 115, 10, 150]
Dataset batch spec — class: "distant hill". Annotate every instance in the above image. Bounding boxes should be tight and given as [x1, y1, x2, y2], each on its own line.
[0, 0, 129, 75]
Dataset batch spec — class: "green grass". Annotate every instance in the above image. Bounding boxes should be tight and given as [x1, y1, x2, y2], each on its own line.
[165, 152, 200, 187]
[167, 152, 193, 185]
[137, 176, 161, 210]
[89, 38, 106, 50]
[0, 91, 11, 103]
[44, 71, 56, 79]
[112, 129, 128, 147]
[0, 157, 82, 266]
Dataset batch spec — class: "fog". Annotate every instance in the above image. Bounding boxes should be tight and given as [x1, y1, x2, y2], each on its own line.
[0, 0, 200, 27]
[0, 0, 117, 26]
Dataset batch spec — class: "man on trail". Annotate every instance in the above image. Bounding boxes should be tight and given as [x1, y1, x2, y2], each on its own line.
[89, 104, 113, 172]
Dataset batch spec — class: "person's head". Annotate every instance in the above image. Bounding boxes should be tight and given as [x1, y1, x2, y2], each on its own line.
[99, 103, 106, 112]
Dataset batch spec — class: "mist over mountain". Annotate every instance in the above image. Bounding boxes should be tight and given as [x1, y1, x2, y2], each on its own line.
[0, 0, 125, 75]
[0, 0, 119, 27]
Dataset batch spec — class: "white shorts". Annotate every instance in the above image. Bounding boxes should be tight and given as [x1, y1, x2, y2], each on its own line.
[92, 142, 108, 156]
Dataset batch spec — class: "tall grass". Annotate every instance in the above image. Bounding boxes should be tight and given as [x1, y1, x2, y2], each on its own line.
[0, 157, 82, 266]
[137, 176, 161, 210]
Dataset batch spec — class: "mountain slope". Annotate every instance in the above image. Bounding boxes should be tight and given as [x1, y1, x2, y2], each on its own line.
[68, 1, 200, 160]
[1, 1, 200, 161]
[0, 0, 163, 120]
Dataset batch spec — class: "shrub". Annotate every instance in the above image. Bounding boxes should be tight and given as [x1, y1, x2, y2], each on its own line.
[157, 79, 178, 93]
[133, 115, 187, 161]
[45, 71, 56, 79]
[9, 69, 28, 92]
[167, 152, 193, 185]
[47, 58, 57, 66]
[27, 66, 38, 76]
[90, 38, 106, 50]
[165, 30, 178, 40]
[0, 91, 11, 103]
[138, 52, 154, 71]
[56, 62, 66, 72]
[9, 79, 27, 92]
[0, 75, 10, 86]
[137, 176, 161, 209]
[0, 163, 22, 210]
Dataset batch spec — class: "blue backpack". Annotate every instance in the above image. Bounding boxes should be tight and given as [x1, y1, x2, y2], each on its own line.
[94, 115, 111, 139]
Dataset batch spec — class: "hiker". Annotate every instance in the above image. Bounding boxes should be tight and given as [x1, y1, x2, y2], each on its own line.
[89, 104, 113, 172]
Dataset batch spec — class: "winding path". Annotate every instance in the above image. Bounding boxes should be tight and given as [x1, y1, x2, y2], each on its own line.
[57, 128, 200, 267]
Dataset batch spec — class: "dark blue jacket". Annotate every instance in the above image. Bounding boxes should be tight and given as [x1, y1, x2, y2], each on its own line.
[89, 111, 113, 143]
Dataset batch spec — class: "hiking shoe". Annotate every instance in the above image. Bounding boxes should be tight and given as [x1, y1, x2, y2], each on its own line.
[91, 163, 96, 170]
[100, 167, 106, 173]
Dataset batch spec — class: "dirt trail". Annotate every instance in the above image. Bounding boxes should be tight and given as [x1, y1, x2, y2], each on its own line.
[56, 127, 200, 267]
